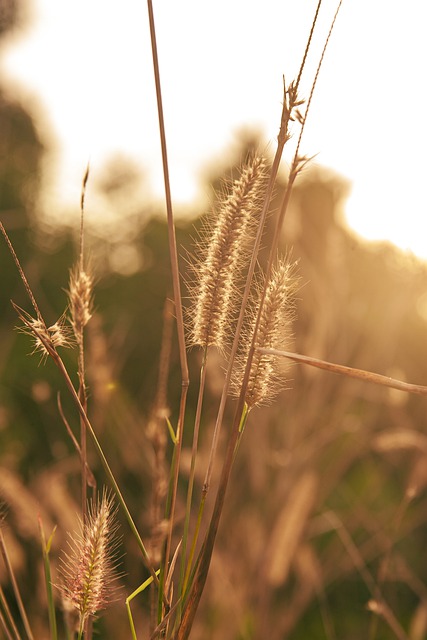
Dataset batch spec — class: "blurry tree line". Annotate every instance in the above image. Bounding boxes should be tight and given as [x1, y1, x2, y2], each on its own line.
[2, 3, 427, 639]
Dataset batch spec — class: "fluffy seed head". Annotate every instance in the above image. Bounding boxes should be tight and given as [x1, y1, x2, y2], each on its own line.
[68, 266, 93, 339]
[189, 154, 268, 351]
[59, 491, 121, 633]
[14, 305, 74, 362]
[231, 258, 299, 408]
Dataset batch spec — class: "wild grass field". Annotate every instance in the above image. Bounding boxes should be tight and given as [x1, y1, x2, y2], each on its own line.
[1, 2, 427, 639]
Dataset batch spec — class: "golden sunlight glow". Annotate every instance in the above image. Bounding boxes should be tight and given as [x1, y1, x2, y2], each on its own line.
[2, 0, 426, 257]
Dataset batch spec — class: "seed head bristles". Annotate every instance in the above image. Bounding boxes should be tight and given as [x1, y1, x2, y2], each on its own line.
[59, 491, 121, 634]
[67, 266, 93, 342]
[12, 303, 74, 364]
[232, 258, 299, 409]
[190, 155, 268, 351]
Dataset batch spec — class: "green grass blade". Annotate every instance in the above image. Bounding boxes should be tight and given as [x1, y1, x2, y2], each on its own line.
[38, 518, 58, 640]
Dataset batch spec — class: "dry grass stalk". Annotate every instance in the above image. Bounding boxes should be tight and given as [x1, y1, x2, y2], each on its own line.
[190, 155, 268, 351]
[177, 5, 343, 633]
[146, 1, 190, 586]
[0, 222, 43, 322]
[0, 593, 18, 640]
[257, 347, 427, 396]
[0, 525, 34, 640]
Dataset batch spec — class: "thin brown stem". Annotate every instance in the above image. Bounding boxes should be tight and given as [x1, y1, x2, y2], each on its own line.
[57, 392, 97, 487]
[294, 0, 344, 160]
[295, 0, 323, 92]
[0, 223, 42, 321]
[146, 0, 190, 590]
[0, 584, 21, 640]
[180, 348, 208, 598]
[0, 530, 34, 640]
[78, 167, 90, 524]
[257, 348, 427, 396]
[146, 0, 188, 383]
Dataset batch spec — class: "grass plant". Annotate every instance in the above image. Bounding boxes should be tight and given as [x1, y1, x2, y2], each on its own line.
[1, 1, 427, 639]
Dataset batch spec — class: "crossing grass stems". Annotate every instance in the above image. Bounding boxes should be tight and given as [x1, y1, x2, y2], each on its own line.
[2, 1, 425, 639]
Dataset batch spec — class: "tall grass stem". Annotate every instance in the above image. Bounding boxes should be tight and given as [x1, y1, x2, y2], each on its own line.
[0, 529, 34, 640]
[146, 0, 190, 593]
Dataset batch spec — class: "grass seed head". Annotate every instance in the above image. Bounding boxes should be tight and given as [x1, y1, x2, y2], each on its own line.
[14, 305, 74, 363]
[58, 491, 121, 633]
[68, 266, 93, 340]
[232, 257, 299, 408]
[189, 154, 268, 351]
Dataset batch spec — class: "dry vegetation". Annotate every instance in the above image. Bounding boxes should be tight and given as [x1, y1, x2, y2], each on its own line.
[1, 2, 427, 640]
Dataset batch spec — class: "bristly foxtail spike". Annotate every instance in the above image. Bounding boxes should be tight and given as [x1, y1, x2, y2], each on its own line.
[67, 267, 93, 342]
[67, 165, 93, 343]
[189, 154, 268, 352]
[231, 257, 300, 409]
[58, 490, 122, 635]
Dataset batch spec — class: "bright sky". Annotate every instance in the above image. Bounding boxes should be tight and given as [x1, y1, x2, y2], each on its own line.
[2, 0, 427, 257]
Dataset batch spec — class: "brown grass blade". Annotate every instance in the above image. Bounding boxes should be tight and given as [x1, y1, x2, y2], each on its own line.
[258, 348, 427, 396]
[146, 0, 189, 593]
[0, 529, 34, 640]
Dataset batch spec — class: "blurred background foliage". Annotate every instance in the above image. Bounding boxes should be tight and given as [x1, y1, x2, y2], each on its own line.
[2, 3, 427, 640]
